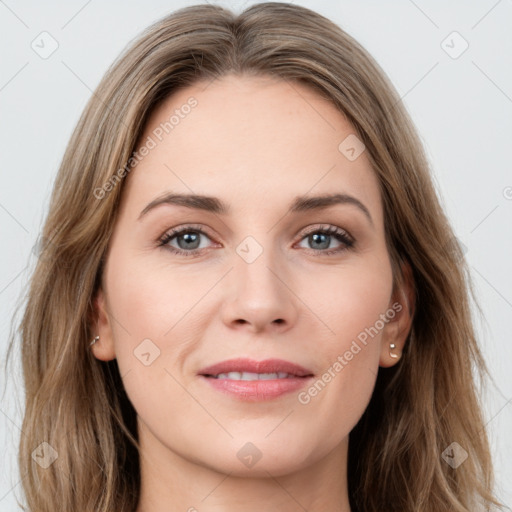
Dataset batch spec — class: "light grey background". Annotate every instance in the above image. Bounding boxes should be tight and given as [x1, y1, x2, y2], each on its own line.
[1, 0, 511, 509]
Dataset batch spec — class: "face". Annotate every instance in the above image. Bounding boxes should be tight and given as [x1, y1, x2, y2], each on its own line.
[93, 73, 412, 477]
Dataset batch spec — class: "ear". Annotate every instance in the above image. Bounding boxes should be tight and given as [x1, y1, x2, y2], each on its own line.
[379, 260, 415, 368]
[90, 287, 116, 361]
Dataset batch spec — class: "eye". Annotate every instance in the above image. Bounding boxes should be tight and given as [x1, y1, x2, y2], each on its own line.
[159, 225, 215, 257]
[295, 225, 355, 255]
[158, 224, 355, 257]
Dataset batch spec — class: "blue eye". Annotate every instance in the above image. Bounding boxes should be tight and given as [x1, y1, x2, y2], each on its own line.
[159, 224, 355, 257]
[296, 225, 354, 255]
[159, 226, 212, 257]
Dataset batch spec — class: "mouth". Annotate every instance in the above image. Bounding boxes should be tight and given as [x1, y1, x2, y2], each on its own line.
[208, 371, 303, 381]
[198, 358, 315, 401]
[198, 357, 314, 379]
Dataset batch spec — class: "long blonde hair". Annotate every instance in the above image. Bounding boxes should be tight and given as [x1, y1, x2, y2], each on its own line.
[7, 2, 504, 511]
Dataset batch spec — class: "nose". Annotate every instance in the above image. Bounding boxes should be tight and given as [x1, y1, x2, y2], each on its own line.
[219, 241, 299, 335]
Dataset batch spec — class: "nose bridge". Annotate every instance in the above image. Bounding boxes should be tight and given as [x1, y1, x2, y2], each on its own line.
[221, 230, 298, 332]
[233, 232, 285, 296]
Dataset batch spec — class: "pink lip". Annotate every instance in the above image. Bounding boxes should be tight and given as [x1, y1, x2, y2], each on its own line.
[198, 358, 314, 402]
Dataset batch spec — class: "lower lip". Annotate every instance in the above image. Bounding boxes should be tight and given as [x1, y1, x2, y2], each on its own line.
[200, 375, 313, 402]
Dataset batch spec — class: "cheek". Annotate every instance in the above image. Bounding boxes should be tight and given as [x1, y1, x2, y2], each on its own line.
[330, 272, 391, 346]
[298, 256, 392, 419]
[104, 257, 192, 432]
[103, 247, 215, 402]
[310, 252, 393, 347]
[105, 248, 200, 339]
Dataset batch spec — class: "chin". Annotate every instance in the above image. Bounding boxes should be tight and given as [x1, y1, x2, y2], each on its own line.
[206, 453, 314, 478]
[190, 435, 322, 478]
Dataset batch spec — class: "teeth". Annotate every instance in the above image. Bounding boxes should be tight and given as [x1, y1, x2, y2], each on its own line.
[214, 371, 292, 380]
[241, 372, 261, 381]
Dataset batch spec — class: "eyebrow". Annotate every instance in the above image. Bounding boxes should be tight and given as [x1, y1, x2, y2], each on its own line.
[138, 191, 373, 226]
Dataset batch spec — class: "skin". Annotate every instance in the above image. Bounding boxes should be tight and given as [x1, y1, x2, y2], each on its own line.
[92, 73, 414, 512]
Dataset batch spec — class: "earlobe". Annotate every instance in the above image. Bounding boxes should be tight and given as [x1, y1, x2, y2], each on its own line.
[90, 288, 116, 361]
[379, 260, 415, 368]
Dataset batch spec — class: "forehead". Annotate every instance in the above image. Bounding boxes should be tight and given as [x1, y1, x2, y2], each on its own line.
[121, 73, 383, 226]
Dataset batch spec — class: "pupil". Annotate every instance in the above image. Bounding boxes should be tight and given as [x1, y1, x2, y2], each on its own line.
[179, 232, 200, 249]
[311, 233, 329, 250]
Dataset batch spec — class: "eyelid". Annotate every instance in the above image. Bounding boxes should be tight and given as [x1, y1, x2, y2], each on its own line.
[160, 223, 215, 239]
[158, 224, 218, 247]
[297, 223, 354, 242]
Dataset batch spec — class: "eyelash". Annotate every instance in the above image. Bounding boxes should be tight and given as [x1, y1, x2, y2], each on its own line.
[158, 224, 355, 258]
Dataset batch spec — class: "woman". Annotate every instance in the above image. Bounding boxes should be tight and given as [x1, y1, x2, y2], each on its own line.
[9, 2, 504, 511]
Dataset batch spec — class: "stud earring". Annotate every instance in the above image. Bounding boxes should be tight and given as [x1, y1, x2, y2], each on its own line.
[389, 343, 400, 359]
[90, 335, 99, 347]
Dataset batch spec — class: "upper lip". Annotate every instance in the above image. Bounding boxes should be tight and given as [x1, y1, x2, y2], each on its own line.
[198, 358, 314, 377]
